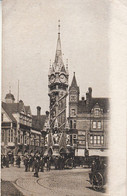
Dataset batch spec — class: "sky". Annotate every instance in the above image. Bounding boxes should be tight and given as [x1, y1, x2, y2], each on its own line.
[2, 0, 110, 115]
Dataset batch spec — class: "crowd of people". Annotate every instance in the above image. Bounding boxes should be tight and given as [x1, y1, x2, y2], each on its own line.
[1, 153, 69, 178]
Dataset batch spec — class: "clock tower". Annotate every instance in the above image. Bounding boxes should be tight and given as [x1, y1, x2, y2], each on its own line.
[48, 21, 69, 132]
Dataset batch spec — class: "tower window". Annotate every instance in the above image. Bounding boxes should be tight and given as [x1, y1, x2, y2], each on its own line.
[71, 109, 76, 116]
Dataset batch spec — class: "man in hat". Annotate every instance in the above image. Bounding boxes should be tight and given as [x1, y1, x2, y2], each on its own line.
[34, 157, 40, 177]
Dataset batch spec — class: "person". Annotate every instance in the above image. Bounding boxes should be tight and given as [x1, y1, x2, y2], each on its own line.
[91, 160, 97, 172]
[32, 156, 36, 172]
[27, 155, 31, 172]
[54, 156, 58, 170]
[24, 155, 29, 172]
[2, 155, 6, 167]
[29, 155, 33, 172]
[5, 155, 9, 168]
[40, 156, 44, 172]
[47, 156, 51, 171]
[1, 154, 3, 168]
[34, 157, 40, 177]
[16, 155, 21, 168]
[11, 154, 14, 166]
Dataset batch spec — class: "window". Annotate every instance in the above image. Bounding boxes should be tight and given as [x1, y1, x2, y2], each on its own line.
[24, 135, 27, 145]
[90, 136, 93, 144]
[94, 136, 97, 144]
[73, 134, 77, 139]
[20, 135, 23, 144]
[101, 136, 104, 144]
[70, 120, 72, 129]
[94, 109, 99, 116]
[98, 121, 102, 129]
[97, 136, 101, 144]
[79, 140, 85, 145]
[8, 129, 14, 142]
[1, 114, 3, 122]
[93, 122, 97, 129]
[2, 129, 5, 142]
[18, 131, 20, 143]
[74, 120, 76, 129]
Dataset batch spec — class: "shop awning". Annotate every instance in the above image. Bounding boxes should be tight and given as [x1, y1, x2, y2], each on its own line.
[89, 149, 109, 157]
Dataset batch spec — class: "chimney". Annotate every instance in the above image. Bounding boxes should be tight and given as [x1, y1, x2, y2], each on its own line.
[45, 111, 49, 117]
[37, 106, 41, 116]
[88, 87, 92, 98]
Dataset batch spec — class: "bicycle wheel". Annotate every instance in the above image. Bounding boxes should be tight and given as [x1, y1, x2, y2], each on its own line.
[92, 172, 103, 191]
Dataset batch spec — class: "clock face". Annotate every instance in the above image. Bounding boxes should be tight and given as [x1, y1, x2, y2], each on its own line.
[70, 95, 77, 102]
[49, 75, 55, 83]
[60, 74, 66, 83]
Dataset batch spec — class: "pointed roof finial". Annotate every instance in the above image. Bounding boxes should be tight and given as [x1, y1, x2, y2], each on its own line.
[58, 20, 60, 37]
[49, 59, 51, 68]
[9, 85, 11, 94]
[66, 59, 68, 66]
[71, 72, 78, 87]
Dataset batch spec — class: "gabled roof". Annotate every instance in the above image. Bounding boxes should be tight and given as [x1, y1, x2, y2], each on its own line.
[2, 101, 32, 123]
[69, 72, 79, 92]
[2, 102, 17, 122]
[32, 115, 46, 131]
[77, 98, 110, 114]
[89, 98, 110, 113]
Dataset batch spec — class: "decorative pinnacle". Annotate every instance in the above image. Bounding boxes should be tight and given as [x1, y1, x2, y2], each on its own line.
[9, 85, 11, 93]
[66, 59, 68, 68]
[58, 20, 60, 36]
[49, 59, 51, 68]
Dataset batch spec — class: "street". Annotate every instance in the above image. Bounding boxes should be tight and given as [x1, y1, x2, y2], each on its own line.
[1, 166, 109, 196]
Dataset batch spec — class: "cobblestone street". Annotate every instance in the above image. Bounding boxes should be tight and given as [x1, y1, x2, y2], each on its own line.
[1, 166, 109, 196]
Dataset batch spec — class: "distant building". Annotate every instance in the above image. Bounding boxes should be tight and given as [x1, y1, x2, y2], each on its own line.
[1, 92, 46, 155]
[32, 106, 46, 154]
[68, 73, 110, 157]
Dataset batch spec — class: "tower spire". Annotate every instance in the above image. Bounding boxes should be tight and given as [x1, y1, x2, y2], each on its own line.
[58, 19, 60, 39]
[55, 20, 63, 66]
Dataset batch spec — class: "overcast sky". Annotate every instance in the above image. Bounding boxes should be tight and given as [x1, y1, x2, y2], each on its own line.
[2, 0, 110, 114]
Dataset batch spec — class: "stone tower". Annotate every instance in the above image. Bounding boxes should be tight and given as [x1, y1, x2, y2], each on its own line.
[69, 72, 79, 119]
[48, 21, 69, 132]
[45, 21, 69, 156]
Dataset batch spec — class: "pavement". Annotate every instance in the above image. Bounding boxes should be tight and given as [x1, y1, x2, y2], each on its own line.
[1, 165, 109, 196]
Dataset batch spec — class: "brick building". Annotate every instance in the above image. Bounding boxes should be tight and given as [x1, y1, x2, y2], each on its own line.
[68, 73, 110, 157]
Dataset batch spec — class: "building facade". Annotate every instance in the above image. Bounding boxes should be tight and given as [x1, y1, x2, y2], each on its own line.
[1, 92, 46, 155]
[68, 73, 110, 157]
